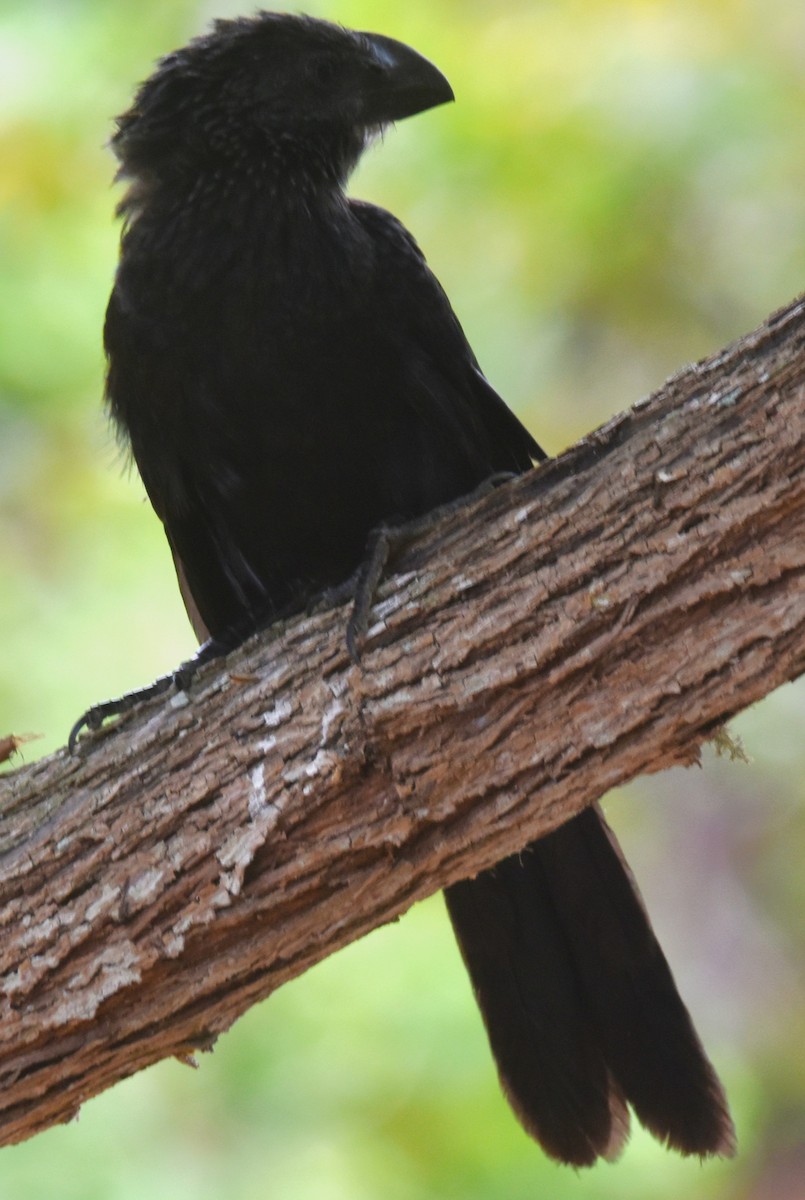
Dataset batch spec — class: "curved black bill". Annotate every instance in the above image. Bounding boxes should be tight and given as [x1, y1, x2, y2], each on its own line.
[359, 32, 454, 123]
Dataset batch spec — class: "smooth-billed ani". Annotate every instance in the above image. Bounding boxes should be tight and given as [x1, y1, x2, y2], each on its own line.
[98, 12, 734, 1165]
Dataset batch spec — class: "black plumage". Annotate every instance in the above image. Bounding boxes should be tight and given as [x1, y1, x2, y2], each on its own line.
[105, 11, 734, 1165]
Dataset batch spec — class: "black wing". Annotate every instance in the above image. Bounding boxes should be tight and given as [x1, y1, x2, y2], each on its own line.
[105, 200, 543, 642]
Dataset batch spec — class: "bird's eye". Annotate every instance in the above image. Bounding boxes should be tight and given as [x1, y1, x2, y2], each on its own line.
[313, 59, 337, 86]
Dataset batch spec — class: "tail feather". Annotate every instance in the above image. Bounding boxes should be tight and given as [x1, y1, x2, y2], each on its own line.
[444, 805, 735, 1165]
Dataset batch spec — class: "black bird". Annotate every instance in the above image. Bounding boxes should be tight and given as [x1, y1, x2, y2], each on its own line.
[102, 12, 734, 1165]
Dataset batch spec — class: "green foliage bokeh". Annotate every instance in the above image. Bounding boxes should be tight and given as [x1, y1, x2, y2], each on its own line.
[1, 1, 803, 1197]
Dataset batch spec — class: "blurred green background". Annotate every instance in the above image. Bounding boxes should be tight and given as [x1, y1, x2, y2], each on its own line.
[1, 0, 803, 1196]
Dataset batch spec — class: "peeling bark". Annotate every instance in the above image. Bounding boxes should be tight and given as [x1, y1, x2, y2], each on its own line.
[0, 294, 803, 1147]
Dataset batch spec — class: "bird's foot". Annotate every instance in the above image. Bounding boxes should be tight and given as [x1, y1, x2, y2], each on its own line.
[345, 471, 519, 661]
[67, 636, 230, 754]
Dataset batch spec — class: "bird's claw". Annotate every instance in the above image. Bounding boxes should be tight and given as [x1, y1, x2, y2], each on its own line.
[67, 636, 231, 754]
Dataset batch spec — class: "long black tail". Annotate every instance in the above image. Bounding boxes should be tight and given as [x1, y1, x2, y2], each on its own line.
[444, 805, 735, 1166]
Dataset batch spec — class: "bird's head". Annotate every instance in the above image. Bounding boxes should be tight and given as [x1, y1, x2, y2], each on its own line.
[112, 12, 454, 197]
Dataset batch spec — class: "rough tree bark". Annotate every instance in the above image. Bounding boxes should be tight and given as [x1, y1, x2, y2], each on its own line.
[1, 295, 803, 1148]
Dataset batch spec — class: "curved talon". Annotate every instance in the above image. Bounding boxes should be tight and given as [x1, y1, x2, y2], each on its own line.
[68, 675, 172, 754]
[68, 700, 117, 753]
[343, 474, 522, 665]
[67, 641, 232, 756]
[345, 615, 363, 665]
[347, 526, 392, 662]
[68, 713, 92, 755]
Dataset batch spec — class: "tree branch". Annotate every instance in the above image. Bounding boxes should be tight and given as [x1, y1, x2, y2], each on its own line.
[1, 295, 803, 1147]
